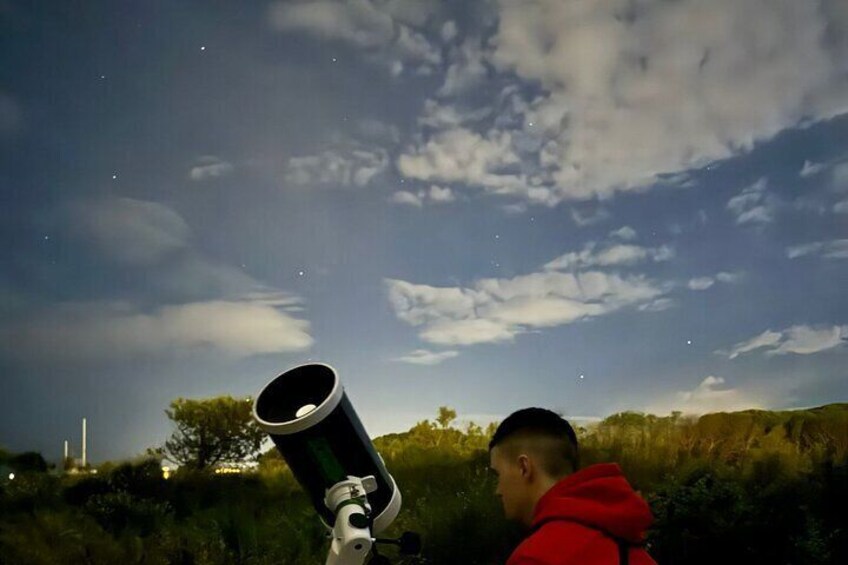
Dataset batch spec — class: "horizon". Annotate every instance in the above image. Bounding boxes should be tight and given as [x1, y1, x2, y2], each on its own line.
[1, 0, 846, 462]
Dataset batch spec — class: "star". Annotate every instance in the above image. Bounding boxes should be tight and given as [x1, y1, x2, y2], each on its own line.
[100, 75, 106, 80]
[494, 234, 500, 239]
[528, 122, 534, 127]
[200, 46, 206, 51]
[43, 235, 50, 240]
[112, 174, 117, 180]
[332, 57, 337, 63]
[579, 374, 585, 380]
[298, 271, 304, 276]
[686, 340, 692, 345]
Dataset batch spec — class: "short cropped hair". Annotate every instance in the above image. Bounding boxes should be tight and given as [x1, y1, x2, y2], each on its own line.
[489, 407, 580, 477]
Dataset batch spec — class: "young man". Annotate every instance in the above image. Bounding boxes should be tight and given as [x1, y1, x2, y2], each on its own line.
[489, 407, 657, 565]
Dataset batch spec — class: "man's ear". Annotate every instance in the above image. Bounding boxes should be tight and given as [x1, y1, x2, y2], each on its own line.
[517, 454, 532, 480]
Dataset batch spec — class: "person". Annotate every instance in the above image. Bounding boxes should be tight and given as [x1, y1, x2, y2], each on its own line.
[489, 407, 657, 565]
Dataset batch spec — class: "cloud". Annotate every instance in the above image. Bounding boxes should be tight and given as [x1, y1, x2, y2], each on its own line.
[269, 0, 394, 48]
[686, 271, 744, 291]
[390, 185, 456, 207]
[715, 271, 744, 284]
[441, 20, 458, 43]
[386, 264, 670, 346]
[189, 156, 234, 181]
[437, 38, 488, 97]
[800, 159, 827, 177]
[268, 0, 441, 74]
[47, 196, 316, 365]
[417, 99, 492, 129]
[570, 206, 610, 227]
[484, 0, 848, 202]
[397, 127, 530, 197]
[0, 295, 312, 366]
[69, 198, 192, 266]
[833, 162, 848, 192]
[543, 242, 674, 271]
[786, 239, 848, 259]
[722, 325, 848, 359]
[646, 376, 765, 416]
[285, 146, 388, 188]
[834, 200, 848, 213]
[727, 177, 777, 225]
[609, 226, 637, 241]
[393, 348, 459, 365]
[687, 277, 715, 291]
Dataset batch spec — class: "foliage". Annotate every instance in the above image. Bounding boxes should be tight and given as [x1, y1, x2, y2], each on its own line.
[2, 404, 848, 564]
[153, 396, 265, 471]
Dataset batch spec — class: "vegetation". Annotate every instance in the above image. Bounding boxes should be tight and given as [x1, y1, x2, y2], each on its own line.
[1, 402, 846, 564]
[150, 396, 265, 471]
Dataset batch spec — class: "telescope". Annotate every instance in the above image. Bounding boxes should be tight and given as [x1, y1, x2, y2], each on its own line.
[253, 363, 421, 565]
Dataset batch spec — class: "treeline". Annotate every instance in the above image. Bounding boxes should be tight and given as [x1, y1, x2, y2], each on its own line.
[1, 403, 847, 564]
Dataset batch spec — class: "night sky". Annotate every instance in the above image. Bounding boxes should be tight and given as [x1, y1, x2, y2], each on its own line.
[1, 0, 847, 463]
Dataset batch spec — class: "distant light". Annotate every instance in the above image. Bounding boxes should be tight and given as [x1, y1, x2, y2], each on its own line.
[200, 46, 206, 51]
[44, 235, 49, 240]
[579, 374, 585, 380]
[91, 469, 98, 474]
[332, 57, 337, 62]
[296, 404, 317, 418]
[100, 75, 105, 79]
[112, 174, 117, 179]
[686, 340, 692, 345]
[7, 473, 13, 480]
[528, 122, 534, 127]
[298, 271, 304, 276]
[162, 466, 170, 480]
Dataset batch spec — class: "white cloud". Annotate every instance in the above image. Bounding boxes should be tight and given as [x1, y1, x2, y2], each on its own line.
[285, 147, 388, 188]
[389, 185, 456, 207]
[0, 296, 312, 366]
[834, 200, 848, 213]
[800, 159, 827, 177]
[189, 156, 234, 181]
[386, 266, 669, 347]
[485, 0, 848, 202]
[393, 348, 459, 365]
[647, 376, 765, 416]
[437, 38, 488, 97]
[727, 177, 777, 225]
[687, 277, 714, 291]
[609, 226, 637, 241]
[786, 239, 848, 259]
[397, 128, 529, 197]
[715, 271, 744, 284]
[51, 197, 315, 365]
[390, 190, 423, 207]
[722, 325, 848, 359]
[543, 242, 674, 271]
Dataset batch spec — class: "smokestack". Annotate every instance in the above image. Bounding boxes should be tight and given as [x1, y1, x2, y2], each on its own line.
[82, 417, 87, 468]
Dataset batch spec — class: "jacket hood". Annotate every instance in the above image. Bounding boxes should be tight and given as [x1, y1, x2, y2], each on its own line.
[531, 463, 653, 543]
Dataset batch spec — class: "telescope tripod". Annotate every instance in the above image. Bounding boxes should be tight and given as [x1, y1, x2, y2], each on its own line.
[324, 476, 421, 565]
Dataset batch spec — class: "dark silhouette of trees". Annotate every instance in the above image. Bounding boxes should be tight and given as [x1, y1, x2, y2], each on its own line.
[152, 396, 264, 470]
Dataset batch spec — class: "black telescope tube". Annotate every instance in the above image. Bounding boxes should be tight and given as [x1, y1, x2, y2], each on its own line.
[253, 363, 399, 531]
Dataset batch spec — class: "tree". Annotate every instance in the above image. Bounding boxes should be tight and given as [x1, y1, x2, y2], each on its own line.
[436, 406, 457, 430]
[153, 396, 265, 470]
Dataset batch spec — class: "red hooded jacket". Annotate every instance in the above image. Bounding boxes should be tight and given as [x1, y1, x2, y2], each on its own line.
[506, 463, 657, 565]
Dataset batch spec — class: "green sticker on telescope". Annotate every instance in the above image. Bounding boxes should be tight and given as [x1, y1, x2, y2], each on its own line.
[306, 438, 346, 484]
